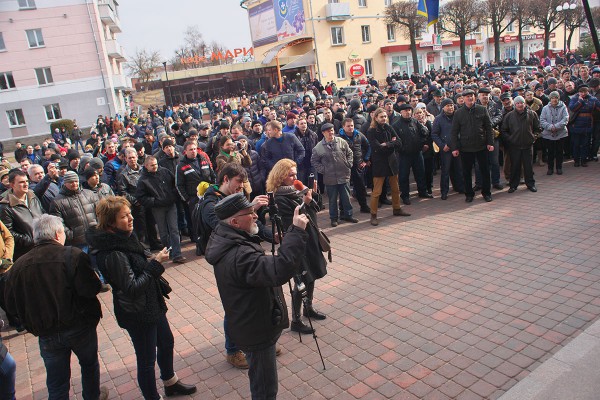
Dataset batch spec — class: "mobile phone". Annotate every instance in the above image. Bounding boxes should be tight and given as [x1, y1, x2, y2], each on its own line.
[166, 247, 172, 252]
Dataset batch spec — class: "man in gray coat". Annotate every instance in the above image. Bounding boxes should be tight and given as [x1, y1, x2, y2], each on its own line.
[311, 123, 358, 227]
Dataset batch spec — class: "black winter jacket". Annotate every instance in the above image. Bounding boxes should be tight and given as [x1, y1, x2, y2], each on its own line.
[205, 222, 308, 351]
[450, 104, 494, 152]
[0, 191, 44, 260]
[116, 165, 141, 206]
[366, 123, 403, 177]
[86, 228, 167, 329]
[3, 241, 101, 336]
[294, 127, 318, 171]
[135, 167, 177, 208]
[392, 117, 428, 155]
[175, 154, 216, 203]
[500, 109, 541, 150]
[49, 187, 100, 246]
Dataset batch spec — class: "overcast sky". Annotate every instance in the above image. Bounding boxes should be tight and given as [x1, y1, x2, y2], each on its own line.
[117, 0, 253, 62]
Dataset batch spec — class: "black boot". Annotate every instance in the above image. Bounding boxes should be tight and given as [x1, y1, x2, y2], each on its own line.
[302, 282, 326, 320]
[164, 379, 197, 396]
[290, 287, 313, 334]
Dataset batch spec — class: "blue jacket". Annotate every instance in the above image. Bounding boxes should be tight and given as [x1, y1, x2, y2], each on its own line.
[568, 95, 600, 134]
[261, 132, 305, 172]
[431, 111, 454, 149]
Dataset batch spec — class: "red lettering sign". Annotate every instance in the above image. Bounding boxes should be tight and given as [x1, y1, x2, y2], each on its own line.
[349, 64, 365, 77]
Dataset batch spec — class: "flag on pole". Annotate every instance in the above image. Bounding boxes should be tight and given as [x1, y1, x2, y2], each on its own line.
[417, 0, 439, 26]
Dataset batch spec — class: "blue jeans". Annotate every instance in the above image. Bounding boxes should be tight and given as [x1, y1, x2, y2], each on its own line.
[224, 315, 238, 355]
[0, 350, 16, 400]
[38, 324, 100, 400]
[325, 183, 352, 220]
[73, 140, 84, 153]
[151, 205, 181, 258]
[398, 152, 427, 199]
[246, 344, 278, 400]
[75, 244, 105, 284]
[439, 151, 465, 195]
[126, 314, 175, 400]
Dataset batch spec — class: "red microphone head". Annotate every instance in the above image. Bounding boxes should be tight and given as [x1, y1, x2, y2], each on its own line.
[293, 180, 309, 194]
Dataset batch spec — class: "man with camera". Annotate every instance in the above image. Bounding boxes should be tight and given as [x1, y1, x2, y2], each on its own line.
[205, 193, 309, 399]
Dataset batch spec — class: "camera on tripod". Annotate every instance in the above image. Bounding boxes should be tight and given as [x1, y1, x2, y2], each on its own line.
[267, 191, 306, 294]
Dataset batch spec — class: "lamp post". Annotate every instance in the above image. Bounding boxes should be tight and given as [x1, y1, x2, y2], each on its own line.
[162, 61, 173, 106]
[556, 2, 576, 55]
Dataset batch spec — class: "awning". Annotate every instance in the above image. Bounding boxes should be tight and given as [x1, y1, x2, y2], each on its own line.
[262, 42, 288, 65]
[262, 36, 314, 65]
[280, 50, 315, 70]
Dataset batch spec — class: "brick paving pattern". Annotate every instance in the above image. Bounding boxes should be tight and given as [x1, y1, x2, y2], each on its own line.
[3, 161, 600, 399]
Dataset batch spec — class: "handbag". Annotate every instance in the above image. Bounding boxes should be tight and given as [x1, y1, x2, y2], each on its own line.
[306, 214, 332, 262]
[158, 276, 172, 299]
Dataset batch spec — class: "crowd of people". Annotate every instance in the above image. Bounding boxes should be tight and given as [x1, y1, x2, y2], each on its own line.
[0, 57, 599, 399]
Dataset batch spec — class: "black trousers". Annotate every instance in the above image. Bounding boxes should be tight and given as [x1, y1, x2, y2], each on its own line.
[460, 150, 491, 197]
[544, 138, 564, 171]
[509, 147, 535, 189]
[350, 166, 368, 207]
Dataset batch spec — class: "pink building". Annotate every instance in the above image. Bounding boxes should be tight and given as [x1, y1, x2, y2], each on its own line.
[0, 0, 130, 141]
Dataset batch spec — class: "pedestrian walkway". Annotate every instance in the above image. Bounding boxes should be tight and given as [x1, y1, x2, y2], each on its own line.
[3, 160, 600, 399]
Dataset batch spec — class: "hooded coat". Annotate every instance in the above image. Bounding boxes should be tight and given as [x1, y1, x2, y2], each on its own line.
[86, 228, 167, 329]
[540, 101, 569, 140]
[205, 222, 307, 351]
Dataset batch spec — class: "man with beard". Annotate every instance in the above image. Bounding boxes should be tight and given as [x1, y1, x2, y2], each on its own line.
[195, 164, 270, 367]
[450, 90, 494, 203]
[432, 99, 464, 200]
[392, 104, 431, 204]
[205, 193, 308, 399]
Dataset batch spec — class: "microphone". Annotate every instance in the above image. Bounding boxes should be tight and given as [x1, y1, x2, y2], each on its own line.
[293, 180, 309, 195]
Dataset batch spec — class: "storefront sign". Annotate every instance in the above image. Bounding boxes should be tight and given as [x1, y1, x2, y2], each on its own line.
[180, 48, 254, 65]
[426, 53, 435, 64]
[501, 33, 555, 43]
[349, 64, 365, 77]
[348, 50, 361, 62]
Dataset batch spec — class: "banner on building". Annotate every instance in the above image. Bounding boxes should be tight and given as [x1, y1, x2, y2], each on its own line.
[275, 0, 305, 41]
[249, 1, 277, 47]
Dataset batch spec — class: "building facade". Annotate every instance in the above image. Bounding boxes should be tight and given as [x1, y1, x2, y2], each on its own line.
[245, 0, 577, 87]
[0, 0, 130, 141]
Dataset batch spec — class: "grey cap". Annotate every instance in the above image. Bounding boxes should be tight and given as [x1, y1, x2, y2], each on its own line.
[514, 96, 525, 104]
[549, 91, 560, 99]
[214, 193, 254, 220]
[63, 170, 79, 183]
[321, 123, 334, 131]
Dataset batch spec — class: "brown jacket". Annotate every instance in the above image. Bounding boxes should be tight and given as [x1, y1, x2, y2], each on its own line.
[0, 220, 14, 261]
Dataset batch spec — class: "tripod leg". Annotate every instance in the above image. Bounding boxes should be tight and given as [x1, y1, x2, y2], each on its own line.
[301, 296, 326, 370]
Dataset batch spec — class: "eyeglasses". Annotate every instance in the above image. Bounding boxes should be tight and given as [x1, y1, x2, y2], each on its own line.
[237, 210, 257, 217]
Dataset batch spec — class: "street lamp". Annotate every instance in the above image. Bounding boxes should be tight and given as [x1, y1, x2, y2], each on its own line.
[162, 61, 173, 106]
[556, 2, 577, 54]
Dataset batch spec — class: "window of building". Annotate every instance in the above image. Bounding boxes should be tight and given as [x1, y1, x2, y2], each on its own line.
[0, 33, 5, 51]
[35, 67, 53, 85]
[26, 29, 44, 48]
[391, 55, 423, 75]
[0, 72, 15, 90]
[336, 61, 346, 80]
[442, 51, 461, 69]
[328, 0, 340, 3]
[361, 25, 371, 43]
[415, 25, 423, 39]
[358, 0, 367, 7]
[331, 27, 345, 46]
[365, 59, 373, 76]
[503, 46, 516, 60]
[6, 109, 26, 128]
[384, 0, 392, 5]
[523, 24, 531, 31]
[387, 24, 396, 41]
[44, 104, 62, 121]
[18, 0, 36, 9]
[507, 22, 514, 32]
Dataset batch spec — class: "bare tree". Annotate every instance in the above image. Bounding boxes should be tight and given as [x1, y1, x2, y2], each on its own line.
[485, 0, 516, 63]
[439, 0, 486, 68]
[512, 0, 535, 62]
[183, 25, 207, 57]
[529, 0, 564, 57]
[126, 48, 162, 88]
[385, 0, 427, 74]
[565, 5, 587, 51]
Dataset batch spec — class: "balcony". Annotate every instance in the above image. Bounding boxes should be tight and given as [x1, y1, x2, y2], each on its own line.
[106, 39, 126, 61]
[98, 2, 122, 33]
[325, 2, 350, 21]
[111, 74, 131, 91]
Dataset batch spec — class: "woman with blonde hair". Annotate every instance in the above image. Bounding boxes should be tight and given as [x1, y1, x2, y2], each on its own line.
[266, 159, 327, 334]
